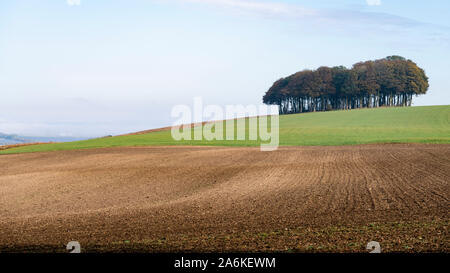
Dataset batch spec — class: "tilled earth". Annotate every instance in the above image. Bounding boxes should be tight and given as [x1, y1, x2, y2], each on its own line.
[0, 144, 448, 252]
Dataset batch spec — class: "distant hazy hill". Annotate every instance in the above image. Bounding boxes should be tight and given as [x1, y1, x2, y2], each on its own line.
[0, 132, 86, 146]
[0, 133, 28, 145]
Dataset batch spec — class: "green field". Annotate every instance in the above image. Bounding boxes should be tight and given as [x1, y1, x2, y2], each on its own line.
[1, 105, 449, 154]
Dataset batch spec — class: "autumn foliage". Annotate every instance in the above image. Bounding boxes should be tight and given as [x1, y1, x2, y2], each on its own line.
[263, 56, 429, 114]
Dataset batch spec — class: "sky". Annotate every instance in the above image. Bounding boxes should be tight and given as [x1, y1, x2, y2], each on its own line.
[0, 0, 449, 137]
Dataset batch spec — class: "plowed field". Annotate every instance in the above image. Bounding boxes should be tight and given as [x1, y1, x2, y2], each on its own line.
[0, 144, 448, 252]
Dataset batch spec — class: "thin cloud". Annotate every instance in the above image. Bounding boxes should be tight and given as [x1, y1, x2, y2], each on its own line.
[176, 0, 449, 44]
[67, 0, 81, 6]
[178, 0, 417, 28]
[366, 0, 382, 6]
[180, 0, 316, 17]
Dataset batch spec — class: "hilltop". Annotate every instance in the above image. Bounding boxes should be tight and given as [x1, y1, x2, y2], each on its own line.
[1, 105, 449, 154]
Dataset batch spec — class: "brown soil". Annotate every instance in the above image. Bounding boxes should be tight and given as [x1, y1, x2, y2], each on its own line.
[0, 144, 448, 253]
[0, 142, 50, 151]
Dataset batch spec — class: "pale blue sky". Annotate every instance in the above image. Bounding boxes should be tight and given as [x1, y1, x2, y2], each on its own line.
[1, 0, 449, 137]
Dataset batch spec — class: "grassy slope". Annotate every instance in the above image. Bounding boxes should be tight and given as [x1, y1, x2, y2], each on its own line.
[1, 105, 449, 154]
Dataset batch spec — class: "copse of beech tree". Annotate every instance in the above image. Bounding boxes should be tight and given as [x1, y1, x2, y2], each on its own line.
[263, 56, 429, 114]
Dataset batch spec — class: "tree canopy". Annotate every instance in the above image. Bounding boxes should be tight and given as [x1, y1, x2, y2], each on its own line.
[263, 56, 429, 114]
